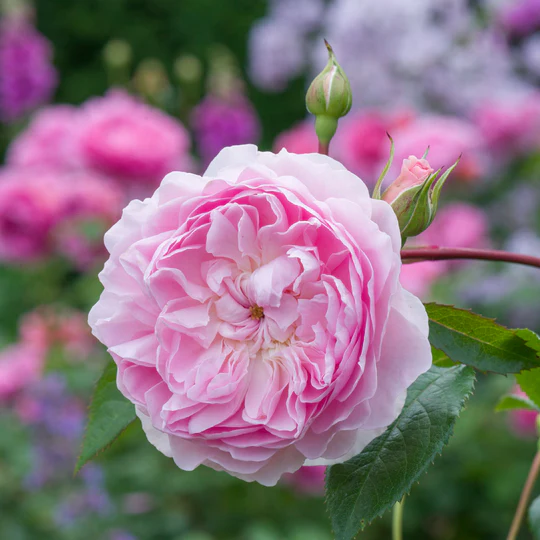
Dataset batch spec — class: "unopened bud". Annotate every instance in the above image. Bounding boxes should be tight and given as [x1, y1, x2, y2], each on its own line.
[382, 154, 459, 242]
[306, 40, 352, 149]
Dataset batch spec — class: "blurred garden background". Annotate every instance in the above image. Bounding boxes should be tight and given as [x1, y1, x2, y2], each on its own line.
[1, 0, 540, 538]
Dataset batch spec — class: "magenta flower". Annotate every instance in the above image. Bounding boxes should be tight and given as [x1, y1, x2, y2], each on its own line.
[0, 167, 122, 265]
[7, 105, 81, 170]
[77, 90, 191, 185]
[0, 16, 57, 122]
[192, 94, 260, 166]
[89, 145, 432, 485]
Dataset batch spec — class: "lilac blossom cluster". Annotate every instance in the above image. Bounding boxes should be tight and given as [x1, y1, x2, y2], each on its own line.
[249, 0, 532, 114]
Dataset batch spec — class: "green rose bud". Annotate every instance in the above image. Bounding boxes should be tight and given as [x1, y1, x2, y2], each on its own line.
[306, 40, 352, 151]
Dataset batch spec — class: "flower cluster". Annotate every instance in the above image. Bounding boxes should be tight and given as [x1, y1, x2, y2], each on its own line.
[0, 91, 192, 267]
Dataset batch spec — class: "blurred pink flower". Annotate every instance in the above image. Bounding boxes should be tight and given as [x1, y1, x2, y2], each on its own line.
[52, 172, 124, 268]
[78, 90, 191, 184]
[20, 307, 96, 361]
[472, 93, 540, 160]
[509, 386, 538, 437]
[400, 203, 488, 298]
[0, 167, 123, 265]
[391, 115, 487, 182]
[283, 465, 326, 495]
[6, 105, 80, 170]
[0, 342, 45, 400]
[273, 120, 318, 155]
[0, 168, 65, 261]
[424, 203, 488, 251]
[333, 110, 413, 184]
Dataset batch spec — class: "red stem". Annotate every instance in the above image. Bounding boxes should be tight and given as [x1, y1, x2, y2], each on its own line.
[318, 141, 329, 156]
[401, 247, 540, 270]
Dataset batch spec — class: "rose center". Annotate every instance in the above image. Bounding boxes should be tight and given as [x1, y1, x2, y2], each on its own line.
[249, 304, 265, 320]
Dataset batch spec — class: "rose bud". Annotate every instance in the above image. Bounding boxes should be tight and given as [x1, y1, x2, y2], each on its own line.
[306, 40, 352, 151]
[382, 154, 459, 242]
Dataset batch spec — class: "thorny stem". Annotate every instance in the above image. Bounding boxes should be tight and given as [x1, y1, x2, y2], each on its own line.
[507, 450, 540, 540]
[401, 247, 540, 271]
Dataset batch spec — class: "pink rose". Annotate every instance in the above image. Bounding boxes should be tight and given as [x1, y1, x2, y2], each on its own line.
[392, 115, 486, 181]
[89, 145, 432, 485]
[273, 120, 318, 155]
[0, 168, 65, 261]
[0, 342, 45, 400]
[382, 155, 434, 205]
[6, 105, 81, 170]
[78, 90, 191, 184]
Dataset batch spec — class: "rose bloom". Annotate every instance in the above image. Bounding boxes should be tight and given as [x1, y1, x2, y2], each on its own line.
[0, 168, 65, 261]
[6, 105, 81, 170]
[77, 90, 191, 184]
[89, 145, 432, 485]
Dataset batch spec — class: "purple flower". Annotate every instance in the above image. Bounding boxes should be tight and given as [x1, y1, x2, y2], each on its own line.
[192, 94, 260, 165]
[0, 16, 57, 122]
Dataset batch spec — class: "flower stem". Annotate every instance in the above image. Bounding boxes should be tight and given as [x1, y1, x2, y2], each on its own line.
[507, 450, 540, 540]
[318, 141, 329, 156]
[400, 247, 540, 271]
[392, 498, 405, 540]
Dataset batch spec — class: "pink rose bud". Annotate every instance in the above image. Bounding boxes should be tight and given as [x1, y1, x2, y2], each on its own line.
[382, 156, 434, 204]
[382, 154, 458, 242]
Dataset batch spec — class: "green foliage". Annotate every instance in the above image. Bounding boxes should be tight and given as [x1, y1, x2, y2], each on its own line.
[426, 303, 540, 374]
[495, 394, 540, 413]
[325, 365, 475, 540]
[517, 369, 540, 410]
[530, 495, 540, 540]
[431, 346, 458, 368]
[75, 359, 136, 473]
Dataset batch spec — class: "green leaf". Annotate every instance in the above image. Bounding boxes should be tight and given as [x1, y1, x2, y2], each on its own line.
[325, 365, 475, 540]
[75, 359, 136, 473]
[431, 346, 457, 368]
[529, 495, 540, 540]
[495, 394, 540, 413]
[517, 369, 540, 410]
[426, 303, 540, 374]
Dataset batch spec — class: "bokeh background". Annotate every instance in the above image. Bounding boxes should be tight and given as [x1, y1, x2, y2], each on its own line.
[1, 0, 540, 538]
